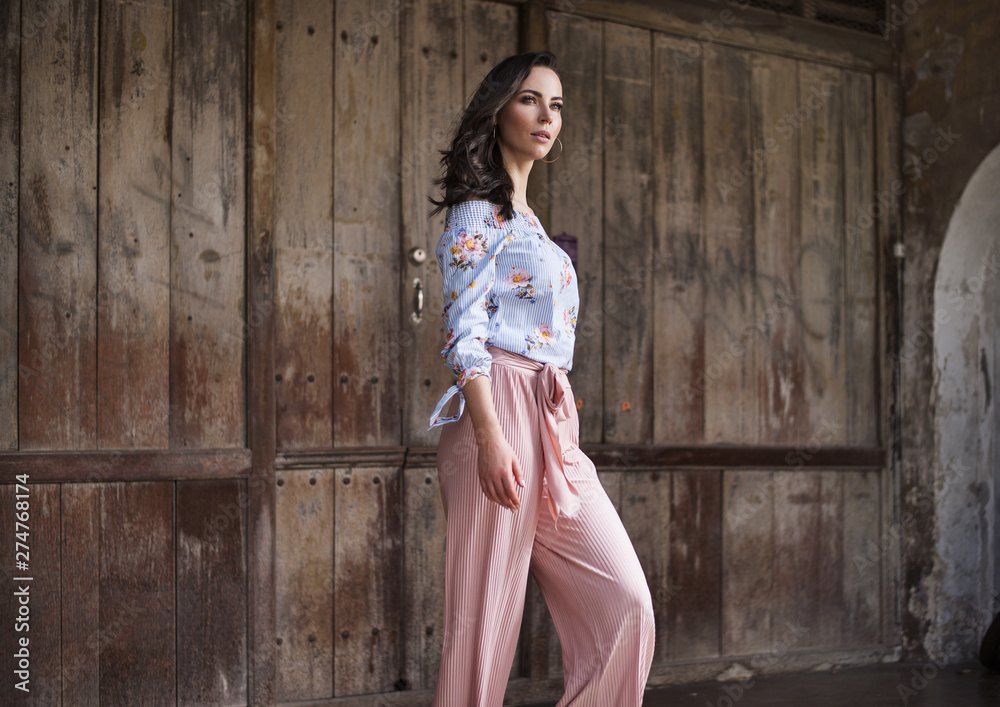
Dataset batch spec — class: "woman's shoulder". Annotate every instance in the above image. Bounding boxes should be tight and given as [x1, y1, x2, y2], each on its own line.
[446, 199, 516, 232]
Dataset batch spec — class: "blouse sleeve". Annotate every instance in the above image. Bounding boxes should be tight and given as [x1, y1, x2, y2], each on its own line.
[428, 201, 511, 429]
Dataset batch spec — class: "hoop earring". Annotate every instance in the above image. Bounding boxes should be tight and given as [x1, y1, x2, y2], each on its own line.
[541, 137, 563, 163]
[492, 124, 498, 142]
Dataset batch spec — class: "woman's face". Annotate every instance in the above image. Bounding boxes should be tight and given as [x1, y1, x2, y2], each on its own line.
[496, 66, 563, 164]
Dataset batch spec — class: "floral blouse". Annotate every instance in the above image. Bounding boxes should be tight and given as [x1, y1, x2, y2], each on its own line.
[428, 199, 579, 429]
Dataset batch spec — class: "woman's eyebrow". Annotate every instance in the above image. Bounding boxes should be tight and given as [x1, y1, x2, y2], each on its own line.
[519, 88, 564, 101]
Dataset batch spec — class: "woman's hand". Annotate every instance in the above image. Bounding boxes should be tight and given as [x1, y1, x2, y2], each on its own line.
[460, 374, 525, 510]
[474, 425, 525, 510]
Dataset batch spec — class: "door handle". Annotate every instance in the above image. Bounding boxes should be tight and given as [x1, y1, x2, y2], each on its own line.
[411, 278, 423, 323]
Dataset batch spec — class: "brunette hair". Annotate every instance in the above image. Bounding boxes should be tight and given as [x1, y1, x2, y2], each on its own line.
[429, 51, 559, 221]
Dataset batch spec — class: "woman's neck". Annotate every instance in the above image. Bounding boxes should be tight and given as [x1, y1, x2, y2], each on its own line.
[501, 148, 534, 212]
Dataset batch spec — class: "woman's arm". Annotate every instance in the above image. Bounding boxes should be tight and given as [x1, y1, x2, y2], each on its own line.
[460, 374, 525, 511]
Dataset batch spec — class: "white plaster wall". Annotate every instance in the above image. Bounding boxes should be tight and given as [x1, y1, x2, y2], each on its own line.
[930, 142, 1000, 661]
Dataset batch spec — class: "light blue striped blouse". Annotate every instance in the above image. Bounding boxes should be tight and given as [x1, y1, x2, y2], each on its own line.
[428, 199, 579, 429]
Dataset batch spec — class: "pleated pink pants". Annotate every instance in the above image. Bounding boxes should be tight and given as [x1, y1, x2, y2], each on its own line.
[433, 347, 655, 706]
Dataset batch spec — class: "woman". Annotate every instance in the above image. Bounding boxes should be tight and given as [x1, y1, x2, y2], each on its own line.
[427, 51, 655, 706]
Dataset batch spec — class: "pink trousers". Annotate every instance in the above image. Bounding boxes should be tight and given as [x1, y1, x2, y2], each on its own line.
[433, 347, 655, 706]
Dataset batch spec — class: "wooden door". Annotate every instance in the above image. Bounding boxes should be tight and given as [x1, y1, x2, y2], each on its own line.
[1, 0, 253, 704]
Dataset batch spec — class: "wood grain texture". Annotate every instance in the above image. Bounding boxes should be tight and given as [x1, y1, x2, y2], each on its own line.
[333, 0, 401, 447]
[274, 0, 334, 450]
[653, 32, 705, 445]
[97, 0, 172, 448]
[873, 70, 899, 650]
[798, 61, 847, 445]
[771, 471, 821, 648]
[275, 469, 334, 701]
[722, 470, 773, 655]
[817, 470, 845, 647]
[170, 0, 247, 449]
[400, 0, 463, 447]
[842, 70, 878, 447]
[60, 484, 101, 707]
[0, 483, 61, 705]
[99, 482, 175, 704]
[702, 44, 755, 444]
[0, 447, 252, 482]
[667, 470, 721, 660]
[464, 0, 518, 94]
[18, 0, 99, 450]
[401, 467, 447, 690]
[334, 466, 402, 696]
[539, 0, 892, 72]
[603, 21, 653, 445]
[621, 471, 671, 664]
[842, 470, 881, 644]
[248, 0, 279, 701]
[547, 12, 605, 444]
[751, 52, 804, 446]
[0, 0, 18, 449]
[177, 479, 248, 705]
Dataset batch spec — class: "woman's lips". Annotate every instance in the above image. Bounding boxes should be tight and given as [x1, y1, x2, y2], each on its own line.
[531, 131, 551, 142]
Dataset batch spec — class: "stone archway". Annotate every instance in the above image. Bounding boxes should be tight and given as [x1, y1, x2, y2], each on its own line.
[930, 141, 1000, 661]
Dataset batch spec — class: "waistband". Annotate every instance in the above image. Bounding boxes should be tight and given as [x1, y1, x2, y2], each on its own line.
[488, 347, 580, 525]
[487, 346, 568, 376]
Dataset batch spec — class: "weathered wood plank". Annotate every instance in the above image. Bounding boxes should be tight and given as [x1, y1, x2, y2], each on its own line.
[0, 483, 61, 705]
[842, 470, 881, 644]
[32, 484, 62, 704]
[751, 52, 804, 445]
[97, 0, 172, 448]
[177, 479, 248, 705]
[0, 448, 252, 482]
[799, 61, 847, 444]
[99, 482, 175, 704]
[334, 466, 402, 696]
[0, 0, 19, 450]
[842, 70, 878, 446]
[464, 0, 518, 95]
[170, 0, 247, 449]
[60, 484, 100, 706]
[248, 0, 279, 701]
[771, 471, 821, 648]
[275, 469, 334, 700]
[621, 471, 671, 663]
[400, 0, 463, 447]
[702, 44, 755, 444]
[653, 32, 705, 445]
[18, 0, 99, 450]
[603, 21, 653, 445]
[722, 470, 773, 654]
[667, 470, 721, 660]
[274, 0, 334, 450]
[401, 467, 447, 690]
[548, 12, 605, 444]
[873, 69, 900, 652]
[817, 470, 845, 647]
[536, 0, 892, 73]
[332, 0, 401, 447]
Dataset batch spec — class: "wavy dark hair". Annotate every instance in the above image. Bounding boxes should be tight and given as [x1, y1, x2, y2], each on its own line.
[429, 51, 559, 222]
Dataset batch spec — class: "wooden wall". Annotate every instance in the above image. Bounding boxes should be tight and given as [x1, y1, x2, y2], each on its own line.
[0, 0, 897, 704]
[0, 0, 250, 703]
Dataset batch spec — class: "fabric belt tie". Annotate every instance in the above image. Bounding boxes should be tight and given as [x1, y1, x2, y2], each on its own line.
[487, 347, 582, 525]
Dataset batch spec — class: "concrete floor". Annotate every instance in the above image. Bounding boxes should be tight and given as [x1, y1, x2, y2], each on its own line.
[523, 662, 1000, 706]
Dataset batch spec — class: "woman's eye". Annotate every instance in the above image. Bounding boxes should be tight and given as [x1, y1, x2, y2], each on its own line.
[521, 95, 536, 104]
[552, 103, 563, 111]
